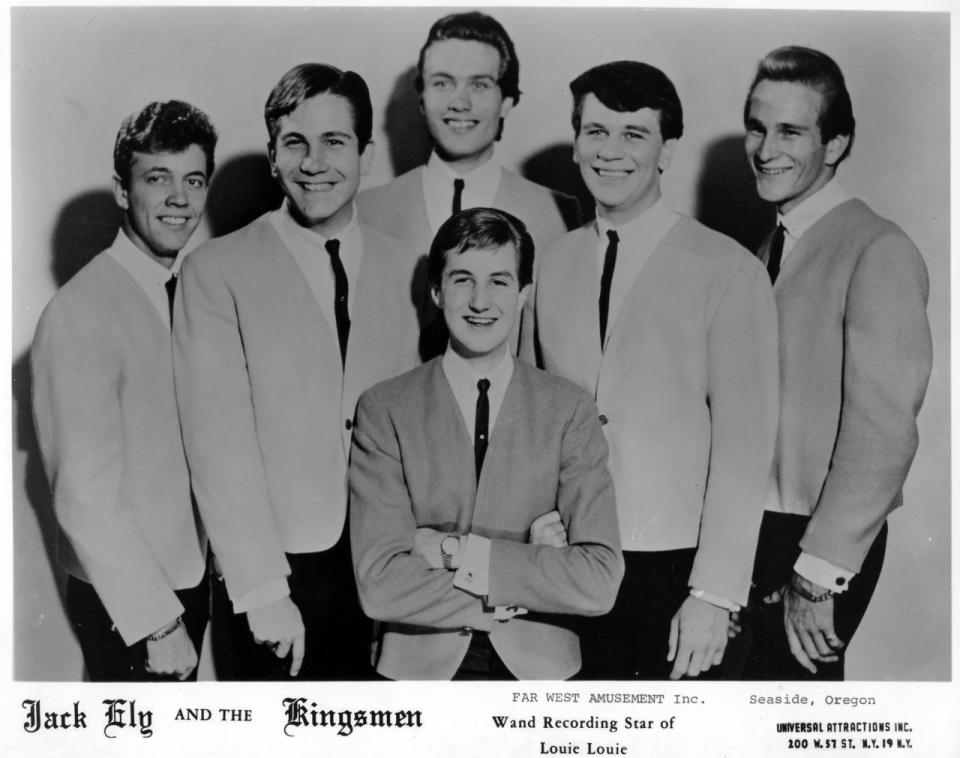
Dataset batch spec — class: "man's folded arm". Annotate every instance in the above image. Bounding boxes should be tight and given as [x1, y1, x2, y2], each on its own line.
[349, 391, 495, 632]
[484, 394, 624, 615]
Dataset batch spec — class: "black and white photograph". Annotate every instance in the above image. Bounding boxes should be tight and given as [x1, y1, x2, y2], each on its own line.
[5, 2, 955, 755]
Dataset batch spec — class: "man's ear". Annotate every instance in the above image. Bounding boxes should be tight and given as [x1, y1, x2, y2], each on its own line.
[824, 133, 850, 167]
[430, 285, 442, 309]
[517, 283, 531, 311]
[112, 175, 129, 210]
[359, 139, 376, 176]
[658, 139, 678, 173]
[499, 96, 515, 120]
[267, 144, 278, 177]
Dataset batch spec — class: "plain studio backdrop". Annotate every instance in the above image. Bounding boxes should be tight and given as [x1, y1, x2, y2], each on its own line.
[10, 6, 949, 681]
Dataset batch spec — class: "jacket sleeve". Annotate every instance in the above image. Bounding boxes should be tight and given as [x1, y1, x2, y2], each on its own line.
[31, 300, 183, 644]
[349, 389, 496, 632]
[800, 232, 932, 571]
[485, 393, 624, 616]
[689, 256, 780, 606]
[172, 250, 290, 600]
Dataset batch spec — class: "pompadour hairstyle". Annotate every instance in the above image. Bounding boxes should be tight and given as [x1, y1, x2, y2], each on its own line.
[113, 100, 218, 188]
[428, 207, 534, 290]
[264, 63, 373, 151]
[415, 11, 521, 105]
[745, 46, 855, 163]
[570, 60, 683, 141]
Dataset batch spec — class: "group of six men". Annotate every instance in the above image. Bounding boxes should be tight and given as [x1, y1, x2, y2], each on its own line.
[31, 11, 932, 683]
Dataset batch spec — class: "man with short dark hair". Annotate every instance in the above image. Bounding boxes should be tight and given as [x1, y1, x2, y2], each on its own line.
[739, 46, 932, 680]
[32, 100, 217, 681]
[173, 63, 420, 680]
[358, 10, 578, 358]
[525, 61, 779, 680]
[350, 207, 623, 680]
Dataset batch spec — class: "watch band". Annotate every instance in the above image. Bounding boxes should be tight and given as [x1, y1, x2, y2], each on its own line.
[790, 574, 835, 602]
[440, 535, 461, 570]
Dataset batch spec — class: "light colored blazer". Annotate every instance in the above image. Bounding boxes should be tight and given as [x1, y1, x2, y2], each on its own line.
[528, 216, 779, 605]
[357, 165, 579, 357]
[756, 198, 932, 573]
[350, 358, 624, 680]
[32, 244, 206, 645]
[173, 214, 420, 601]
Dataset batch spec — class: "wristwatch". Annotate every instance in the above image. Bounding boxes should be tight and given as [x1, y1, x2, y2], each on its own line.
[790, 573, 835, 602]
[440, 535, 461, 570]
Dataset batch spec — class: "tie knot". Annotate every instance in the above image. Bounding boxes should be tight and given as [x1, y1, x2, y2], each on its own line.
[325, 238, 341, 257]
[477, 378, 491, 395]
[454, 178, 465, 192]
[606, 229, 619, 245]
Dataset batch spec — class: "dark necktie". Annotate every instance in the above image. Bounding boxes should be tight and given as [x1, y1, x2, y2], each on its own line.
[325, 238, 350, 365]
[452, 178, 465, 215]
[767, 223, 786, 284]
[475, 378, 490, 479]
[164, 274, 177, 327]
[598, 229, 619, 345]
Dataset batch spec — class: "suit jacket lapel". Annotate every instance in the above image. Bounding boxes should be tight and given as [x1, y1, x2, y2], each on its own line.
[555, 229, 603, 392]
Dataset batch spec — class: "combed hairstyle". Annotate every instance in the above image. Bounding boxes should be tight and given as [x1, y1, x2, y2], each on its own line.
[745, 46, 855, 163]
[113, 100, 218, 188]
[415, 11, 521, 105]
[264, 63, 373, 151]
[428, 207, 534, 291]
[570, 61, 683, 141]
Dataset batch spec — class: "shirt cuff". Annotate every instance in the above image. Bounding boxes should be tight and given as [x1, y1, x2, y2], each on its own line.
[231, 578, 290, 613]
[794, 552, 855, 594]
[453, 534, 491, 597]
[689, 588, 740, 612]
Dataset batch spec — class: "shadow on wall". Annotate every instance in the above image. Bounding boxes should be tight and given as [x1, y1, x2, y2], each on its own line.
[382, 65, 434, 178]
[521, 142, 592, 227]
[694, 134, 774, 252]
[207, 152, 284, 238]
[51, 191, 121, 287]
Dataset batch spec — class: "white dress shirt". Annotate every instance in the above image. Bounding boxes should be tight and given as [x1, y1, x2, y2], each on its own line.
[422, 150, 503, 236]
[107, 230, 187, 330]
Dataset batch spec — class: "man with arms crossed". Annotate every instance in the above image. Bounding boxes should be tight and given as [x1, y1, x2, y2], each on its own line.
[32, 101, 216, 680]
[174, 64, 420, 679]
[358, 11, 578, 357]
[526, 61, 779, 680]
[350, 208, 623, 680]
[739, 47, 932, 679]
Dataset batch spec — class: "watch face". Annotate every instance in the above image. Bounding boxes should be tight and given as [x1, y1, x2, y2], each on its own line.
[441, 536, 459, 556]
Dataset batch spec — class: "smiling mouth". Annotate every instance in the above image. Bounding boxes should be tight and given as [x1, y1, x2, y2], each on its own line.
[464, 315, 496, 327]
[159, 216, 190, 227]
[298, 181, 337, 192]
[755, 164, 791, 176]
[444, 118, 479, 132]
[593, 167, 632, 179]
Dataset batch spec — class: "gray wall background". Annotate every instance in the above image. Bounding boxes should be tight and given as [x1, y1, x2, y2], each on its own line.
[11, 6, 950, 681]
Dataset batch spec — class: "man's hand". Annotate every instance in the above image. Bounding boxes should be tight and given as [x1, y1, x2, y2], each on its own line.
[145, 621, 198, 680]
[784, 575, 844, 674]
[728, 610, 742, 640]
[667, 596, 729, 679]
[246, 596, 305, 677]
[529, 510, 567, 547]
[413, 527, 446, 569]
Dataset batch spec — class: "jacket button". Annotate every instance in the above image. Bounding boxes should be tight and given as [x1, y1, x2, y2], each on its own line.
[345, 419, 353, 430]
[598, 414, 608, 425]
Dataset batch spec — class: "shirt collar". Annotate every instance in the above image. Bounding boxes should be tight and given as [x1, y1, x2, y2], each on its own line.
[594, 196, 677, 242]
[426, 149, 502, 197]
[778, 178, 850, 240]
[108, 228, 185, 286]
[276, 197, 360, 249]
[442, 344, 514, 393]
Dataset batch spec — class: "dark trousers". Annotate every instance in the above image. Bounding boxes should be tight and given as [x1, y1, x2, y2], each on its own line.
[579, 548, 720, 680]
[736, 512, 887, 681]
[210, 532, 373, 680]
[452, 632, 516, 681]
[67, 574, 209, 682]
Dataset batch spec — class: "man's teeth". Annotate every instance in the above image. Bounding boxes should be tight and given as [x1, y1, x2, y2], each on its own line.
[596, 168, 629, 178]
[465, 316, 495, 325]
[758, 165, 790, 175]
[301, 182, 332, 191]
[160, 216, 187, 226]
